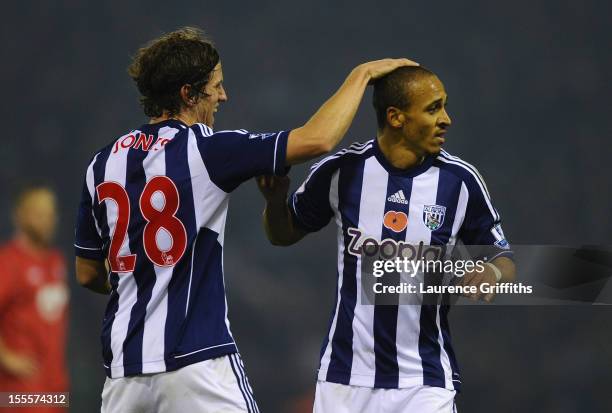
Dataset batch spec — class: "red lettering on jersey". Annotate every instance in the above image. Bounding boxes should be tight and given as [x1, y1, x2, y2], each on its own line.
[113, 134, 136, 153]
[121, 135, 136, 149]
[112, 135, 172, 154]
[134, 133, 155, 151]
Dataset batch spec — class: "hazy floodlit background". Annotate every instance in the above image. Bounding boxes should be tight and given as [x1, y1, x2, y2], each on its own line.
[1, 1, 611, 412]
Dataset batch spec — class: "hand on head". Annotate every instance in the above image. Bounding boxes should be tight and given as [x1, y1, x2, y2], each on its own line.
[358, 58, 420, 83]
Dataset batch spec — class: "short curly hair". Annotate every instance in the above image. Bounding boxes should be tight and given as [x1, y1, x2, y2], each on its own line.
[372, 66, 435, 129]
[127, 27, 220, 118]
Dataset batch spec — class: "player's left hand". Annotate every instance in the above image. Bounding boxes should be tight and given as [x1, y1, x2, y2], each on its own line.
[459, 266, 498, 303]
[357, 58, 420, 83]
[256, 175, 290, 203]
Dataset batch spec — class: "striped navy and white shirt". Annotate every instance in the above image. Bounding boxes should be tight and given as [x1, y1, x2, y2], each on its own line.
[290, 138, 512, 391]
[75, 119, 289, 378]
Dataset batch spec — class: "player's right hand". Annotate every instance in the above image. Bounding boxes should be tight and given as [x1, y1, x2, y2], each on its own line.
[0, 351, 39, 378]
[357, 58, 420, 82]
[459, 267, 498, 303]
[256, 175, 291, 203]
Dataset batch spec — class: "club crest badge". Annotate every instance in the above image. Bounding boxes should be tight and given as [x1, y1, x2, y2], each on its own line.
[422, 205, 446, 231]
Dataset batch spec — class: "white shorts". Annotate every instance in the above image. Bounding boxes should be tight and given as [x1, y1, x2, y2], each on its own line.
[101, 353, 259, 413]
[314, 380, 457, 413]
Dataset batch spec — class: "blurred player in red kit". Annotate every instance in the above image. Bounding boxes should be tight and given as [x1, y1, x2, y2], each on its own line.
[0, 187, 69, 411]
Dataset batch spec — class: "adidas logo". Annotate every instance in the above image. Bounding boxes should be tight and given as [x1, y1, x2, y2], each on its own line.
[387, 190, 408, 204]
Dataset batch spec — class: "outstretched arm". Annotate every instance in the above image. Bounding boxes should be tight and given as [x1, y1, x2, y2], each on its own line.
[257, 175, 307, 246]
[286, 58, 418, 164]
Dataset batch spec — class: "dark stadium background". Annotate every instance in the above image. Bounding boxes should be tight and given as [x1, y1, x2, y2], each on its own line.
[1, 1, 610, 412]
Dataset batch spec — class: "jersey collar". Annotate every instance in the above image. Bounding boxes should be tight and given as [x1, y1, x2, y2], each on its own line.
[143, 119, 190, 132]
[372, 137, 435, 177]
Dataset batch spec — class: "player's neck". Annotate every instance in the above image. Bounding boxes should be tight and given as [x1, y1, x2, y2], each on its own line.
[14, 231, 49, 256]
[150, 111, 196, 126]
[377, 132, 424, 170]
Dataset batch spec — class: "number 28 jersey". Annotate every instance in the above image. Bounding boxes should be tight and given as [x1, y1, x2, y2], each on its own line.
[74, 119, 289, 378]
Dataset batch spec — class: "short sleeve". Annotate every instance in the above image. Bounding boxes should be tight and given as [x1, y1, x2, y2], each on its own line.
[74, 168, 105, 261]
[289, 157, 338, 233]
[194, 125, 290, 192]
[458, 171, 513, 262]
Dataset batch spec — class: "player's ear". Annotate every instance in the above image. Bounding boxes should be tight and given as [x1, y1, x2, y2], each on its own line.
[180, 84, 197, 107]
[386, 107, 405, 129]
